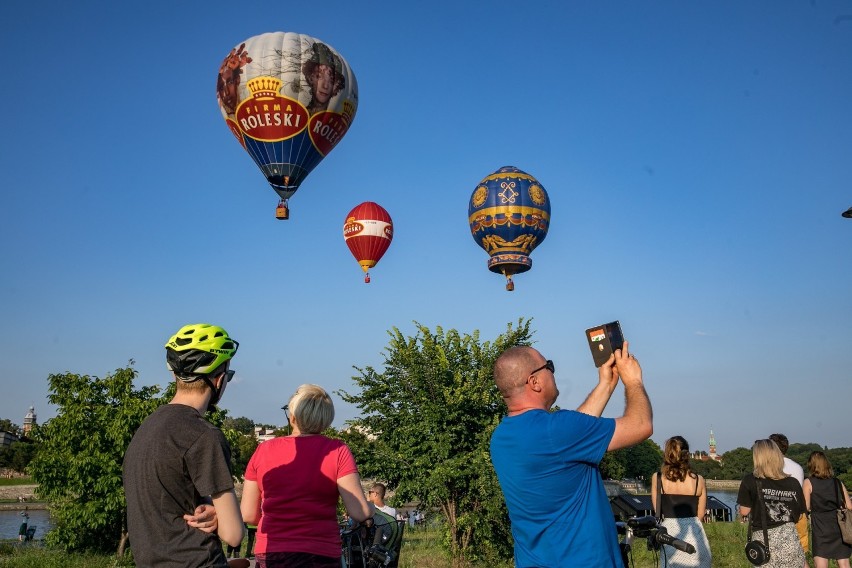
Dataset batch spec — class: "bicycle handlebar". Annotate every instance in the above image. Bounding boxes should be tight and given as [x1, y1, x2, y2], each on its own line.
[617, 515, 696, 554]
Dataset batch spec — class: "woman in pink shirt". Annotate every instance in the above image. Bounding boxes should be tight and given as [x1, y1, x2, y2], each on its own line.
[241, 384, 373, 567]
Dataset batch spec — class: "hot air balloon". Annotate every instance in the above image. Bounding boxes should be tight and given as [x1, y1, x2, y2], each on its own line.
[343, 202, 393, 283]
[468, 166, 551, 291]
[216, 32, 358, 219]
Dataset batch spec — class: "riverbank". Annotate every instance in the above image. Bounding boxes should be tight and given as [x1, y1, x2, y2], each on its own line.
[705, 479, 741, 490]
[0, 485, 45, 510]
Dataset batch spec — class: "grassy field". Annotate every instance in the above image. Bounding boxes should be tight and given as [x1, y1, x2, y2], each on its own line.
[0, 479, 33, 488]
[1, 522, 847, 567]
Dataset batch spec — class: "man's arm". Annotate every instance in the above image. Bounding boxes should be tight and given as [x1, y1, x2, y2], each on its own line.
[576, 353, 619, 417]
[607, 341, 653, 451]
[211, 488, 244, 547]
[184, 503, 218, 534]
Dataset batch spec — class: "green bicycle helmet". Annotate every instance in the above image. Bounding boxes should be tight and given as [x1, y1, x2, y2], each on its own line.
[165, 323, 239, 380]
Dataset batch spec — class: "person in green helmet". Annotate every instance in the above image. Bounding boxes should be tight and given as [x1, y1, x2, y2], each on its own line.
[123, 323, 244, 567]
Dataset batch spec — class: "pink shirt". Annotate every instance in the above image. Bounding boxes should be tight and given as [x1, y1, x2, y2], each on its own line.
[244, 435, 358, 557]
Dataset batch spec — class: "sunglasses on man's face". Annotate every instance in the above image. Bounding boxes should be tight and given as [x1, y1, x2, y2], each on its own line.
[530, 360, 555, 376]
[224, 370, 235, 382]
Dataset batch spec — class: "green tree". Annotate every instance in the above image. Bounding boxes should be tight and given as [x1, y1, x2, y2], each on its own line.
[0, 418, 19, 435]
[617, 439, 663, 480]
[719, 447, 753, 479]
[28, 364, 163, 554]
[6, 439, 39, 472]
[222, 416, 255, 435]
[227, 431, 259, 481]
[691, 457, 723, 480]
[599, 451, 626, 480]
[339, 319, 533, 563]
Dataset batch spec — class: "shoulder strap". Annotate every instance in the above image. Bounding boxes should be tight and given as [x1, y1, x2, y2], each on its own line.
[752, 478, 770, 546]
[836, 478, 848, 512]
[656, 471, 663, 521]
[691, 472, 699, 496]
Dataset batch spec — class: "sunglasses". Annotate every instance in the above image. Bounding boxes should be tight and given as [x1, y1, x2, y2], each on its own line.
[530, 360, 555, 376]
[224, 370, 235, 382]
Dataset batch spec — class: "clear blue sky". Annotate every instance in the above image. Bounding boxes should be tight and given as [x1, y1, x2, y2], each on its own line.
[2, 1, 850, 454]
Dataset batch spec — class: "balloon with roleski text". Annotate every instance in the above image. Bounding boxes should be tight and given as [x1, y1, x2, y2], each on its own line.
[343, 202, 393, 284]
[468, 166, 551, 291]
[216, 31, 358, 219]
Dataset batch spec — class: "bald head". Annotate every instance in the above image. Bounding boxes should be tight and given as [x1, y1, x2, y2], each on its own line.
[494, 346, 538, 397]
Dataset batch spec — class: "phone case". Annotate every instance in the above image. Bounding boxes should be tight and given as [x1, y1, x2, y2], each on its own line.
[585, 321, 624, 367]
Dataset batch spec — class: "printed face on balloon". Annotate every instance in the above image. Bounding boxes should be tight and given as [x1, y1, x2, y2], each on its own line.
[215, 32, 359, 201]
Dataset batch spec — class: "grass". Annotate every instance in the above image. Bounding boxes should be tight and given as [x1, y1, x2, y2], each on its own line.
[0, 479, 33, 488]
[1, 522, 849, 567]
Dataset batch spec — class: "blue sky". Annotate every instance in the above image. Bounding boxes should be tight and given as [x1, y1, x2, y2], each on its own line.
[2, 1, 850, 454]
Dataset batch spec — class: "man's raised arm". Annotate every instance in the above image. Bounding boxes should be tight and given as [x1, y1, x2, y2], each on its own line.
[607, 341, 652, 451]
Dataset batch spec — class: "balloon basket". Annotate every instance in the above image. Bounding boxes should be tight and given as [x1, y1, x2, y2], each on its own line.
[505, 276, 515, 292]
[364, 273, 371, 284]
[275, 200, 290, 220]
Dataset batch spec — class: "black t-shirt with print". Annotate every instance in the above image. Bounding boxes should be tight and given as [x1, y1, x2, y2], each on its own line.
[737, 473, 805, 530]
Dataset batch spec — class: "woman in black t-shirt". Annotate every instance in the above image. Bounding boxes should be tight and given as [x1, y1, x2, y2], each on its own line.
[737, 439, 807, 568]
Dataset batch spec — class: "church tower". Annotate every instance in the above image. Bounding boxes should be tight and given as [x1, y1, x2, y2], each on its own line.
[23, 406, 37, 436]
[709, 429, 717, 460]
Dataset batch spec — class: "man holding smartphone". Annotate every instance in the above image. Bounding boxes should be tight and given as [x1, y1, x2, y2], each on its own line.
[490, 341, 652, 567]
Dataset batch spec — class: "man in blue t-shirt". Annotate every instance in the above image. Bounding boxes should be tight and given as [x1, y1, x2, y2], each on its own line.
[490, 341, 652, 567]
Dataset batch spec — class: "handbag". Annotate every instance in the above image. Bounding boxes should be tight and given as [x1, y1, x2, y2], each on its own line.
[745, 478, 771, 566]
[835, 478, 852, 545]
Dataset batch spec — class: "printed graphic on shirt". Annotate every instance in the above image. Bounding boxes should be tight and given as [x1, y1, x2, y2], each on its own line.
[762, 487, 800, 523]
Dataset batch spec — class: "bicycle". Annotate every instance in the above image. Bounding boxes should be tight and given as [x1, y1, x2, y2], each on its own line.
[616, 514, 695, 568]
[340, 512, 405, 568]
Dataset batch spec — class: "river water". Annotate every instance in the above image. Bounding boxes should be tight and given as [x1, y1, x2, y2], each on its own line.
[0, 490, 741, 541]
[708, 489, 739, 516]
[0, 509, 52, 540]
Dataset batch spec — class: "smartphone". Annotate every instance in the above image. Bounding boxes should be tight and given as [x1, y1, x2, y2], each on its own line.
[585, 321, 624, 367]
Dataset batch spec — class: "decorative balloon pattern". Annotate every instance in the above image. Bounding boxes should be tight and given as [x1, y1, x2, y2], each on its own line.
[468, 166, 551, 291]
[216, 31, 358, 218]
[343, 202, 394, 284]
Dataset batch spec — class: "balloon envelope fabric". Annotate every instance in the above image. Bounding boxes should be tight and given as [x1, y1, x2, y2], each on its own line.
[468, 166, 550, 290]
[216, 31, 358, 213]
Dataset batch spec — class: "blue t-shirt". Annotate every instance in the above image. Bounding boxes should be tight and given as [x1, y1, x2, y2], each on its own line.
[490, 409, 618, 567]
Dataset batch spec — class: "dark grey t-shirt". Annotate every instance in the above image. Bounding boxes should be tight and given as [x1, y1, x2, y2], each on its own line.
[123, 404, 234, 567]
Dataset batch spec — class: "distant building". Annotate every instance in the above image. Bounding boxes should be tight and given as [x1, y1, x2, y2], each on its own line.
[0, 430, 19, 448]
[22, 406, 37, 436]
[692, 429, 723, 464]
[254, 426, 277, 443]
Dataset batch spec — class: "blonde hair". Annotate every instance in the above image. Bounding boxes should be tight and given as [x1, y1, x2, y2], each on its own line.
[289, 384, 334, 434]
[752, 439, 787, 480]
[807, 451, 834, 479]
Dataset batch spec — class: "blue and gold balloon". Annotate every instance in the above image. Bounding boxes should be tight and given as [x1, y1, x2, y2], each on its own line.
[468, 166, 551, 291]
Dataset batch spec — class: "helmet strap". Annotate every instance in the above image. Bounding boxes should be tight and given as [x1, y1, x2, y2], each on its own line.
[201, 374, 224, 413]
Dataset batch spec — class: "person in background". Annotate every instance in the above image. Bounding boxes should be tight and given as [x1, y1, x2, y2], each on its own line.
[368, 483, 397, 518]
[123, 323, 244, 568]
[737, 439, 806, 568]
[650, 436, 712, 567]
[245, 523, 257, 558]
[240, 384, 374, 568]
[770, 432, 808, 563]
[490, 341, 652, 567]
[18, 509, 29, 542]
[804, 451, 852, 568]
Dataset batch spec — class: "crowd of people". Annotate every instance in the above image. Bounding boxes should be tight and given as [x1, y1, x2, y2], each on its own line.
[119, 322, 851, 568]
